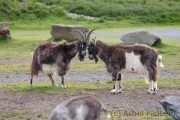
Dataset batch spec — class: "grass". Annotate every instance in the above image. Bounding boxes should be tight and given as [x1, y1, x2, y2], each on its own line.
[0, 81, 111, 95]
[0, 110, 174, 120]
[1, 78, 180, 96]
[0, 64, 30, 74]
[0, 110, 49, 120]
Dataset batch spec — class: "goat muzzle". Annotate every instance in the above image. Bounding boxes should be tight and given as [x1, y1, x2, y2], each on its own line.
[80, 51, 86, 56]
[88, 55, 94, 60]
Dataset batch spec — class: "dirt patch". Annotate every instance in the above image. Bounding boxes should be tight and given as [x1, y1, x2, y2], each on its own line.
[0, 88, 180, 119]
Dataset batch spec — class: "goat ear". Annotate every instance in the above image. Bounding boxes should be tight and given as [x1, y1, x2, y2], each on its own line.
[92, 37, 96, 46]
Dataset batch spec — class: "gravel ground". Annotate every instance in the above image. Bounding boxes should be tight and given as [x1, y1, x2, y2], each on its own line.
[0, 69, 180, 84]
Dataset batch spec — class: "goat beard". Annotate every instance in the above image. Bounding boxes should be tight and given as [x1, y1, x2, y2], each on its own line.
[94, 56, 98, 64]
[78, 53, 85, 61]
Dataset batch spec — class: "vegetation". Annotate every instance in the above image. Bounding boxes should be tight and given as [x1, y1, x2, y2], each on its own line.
[0, 0, 65, 20]
[1, 0, 180, 25]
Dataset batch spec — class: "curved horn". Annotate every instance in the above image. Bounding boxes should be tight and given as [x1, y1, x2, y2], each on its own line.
[86, 29, 96, 44]
[73, 29, 85, 41]
[83, 31, 88, 41]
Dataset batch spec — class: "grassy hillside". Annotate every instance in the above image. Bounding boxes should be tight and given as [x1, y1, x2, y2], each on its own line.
[0, 0, 180, 25]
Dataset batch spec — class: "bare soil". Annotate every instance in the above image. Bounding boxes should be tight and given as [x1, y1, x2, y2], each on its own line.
[1, 87, 180, 119]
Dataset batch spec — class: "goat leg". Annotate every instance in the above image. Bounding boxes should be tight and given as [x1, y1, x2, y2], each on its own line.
[117, 73, 123, 94]
[111, 81, 117, 94]
[61, 76, 66, 89]
[147, 80, 154, 94]
[29, 75, 33, 87]
[47, 74, 58, 86]
[153, 80, 158, 94]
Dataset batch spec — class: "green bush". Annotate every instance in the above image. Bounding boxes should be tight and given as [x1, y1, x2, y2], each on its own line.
[0, 0, 180, 24]
[0, 0, 65, 20]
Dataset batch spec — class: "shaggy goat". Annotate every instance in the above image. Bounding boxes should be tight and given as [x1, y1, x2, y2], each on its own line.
[30, 29, 95, 88]
[88, 38, 164, 94]
[49, 96, 111, 120]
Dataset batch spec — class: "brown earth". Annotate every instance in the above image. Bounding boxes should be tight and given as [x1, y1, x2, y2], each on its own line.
[1, 88, 180, 120]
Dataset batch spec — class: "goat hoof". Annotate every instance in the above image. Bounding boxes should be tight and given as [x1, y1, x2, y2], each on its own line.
[61, 84, 66, 89]
[117, 90, 122, 94]
[111, 92, 116, 95]
[147, 90, 154, 94]
[111, 89, 117, 94]
[52, 83, 58, 87]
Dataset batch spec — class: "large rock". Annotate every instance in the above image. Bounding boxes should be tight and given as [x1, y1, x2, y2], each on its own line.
[0, 26, 11, 38]
[120, 30, 161, 46]
[50, 24, 88, 41]
[159, 96, 180, 120]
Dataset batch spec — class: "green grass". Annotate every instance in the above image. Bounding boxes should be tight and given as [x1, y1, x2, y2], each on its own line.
[0, 110, 173, 120]
[0, 64, 30, 74]
[0, 110, 49, 120]
[0, 81, 111, 96]
[1, 78, 180, 96]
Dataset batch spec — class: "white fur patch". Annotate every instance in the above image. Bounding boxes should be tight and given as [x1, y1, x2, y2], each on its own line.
[120, 51, 149, 84]
[74, 105, 88, 120]
[42, 64, 58, 77]
[157, 55, 164, 68]
[121, 51, 147, 76]
[111, 89, 117, 94]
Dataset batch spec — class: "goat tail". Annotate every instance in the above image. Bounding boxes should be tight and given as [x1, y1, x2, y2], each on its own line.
[30, 51, 41, 77]
[157, 55, 164, 68]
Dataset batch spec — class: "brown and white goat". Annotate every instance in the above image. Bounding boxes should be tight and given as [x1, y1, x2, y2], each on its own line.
[49, 96, 111, 120]
[88, 39, 164, 94]
[30, 29, 95, 88]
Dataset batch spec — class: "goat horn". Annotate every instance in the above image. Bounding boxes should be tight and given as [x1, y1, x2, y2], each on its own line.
[83, 31, 88, 41]
[73, 29, 85, 41]
[86, 29, 96, 44]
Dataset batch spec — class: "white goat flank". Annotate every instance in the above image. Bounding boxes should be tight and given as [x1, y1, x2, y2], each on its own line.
[121, 51, 146, 75]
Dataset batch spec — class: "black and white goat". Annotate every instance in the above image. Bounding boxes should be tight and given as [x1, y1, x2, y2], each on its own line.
[88, 38, 164, 94]
[49, 96, 111, 120]
[30, 29, 95, 88]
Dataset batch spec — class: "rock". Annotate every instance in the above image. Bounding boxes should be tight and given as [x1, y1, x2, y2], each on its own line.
[120, 30, 161, 46]
[50, 24, 88, 41]
[0, 26, 11, 38]
[159, 96, 180, 120]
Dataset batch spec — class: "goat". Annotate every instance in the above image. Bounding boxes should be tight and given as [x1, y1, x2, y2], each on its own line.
[30, 29, 95, 88]
[87, 38, 164, 94]
[49, 96, 111, 120]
